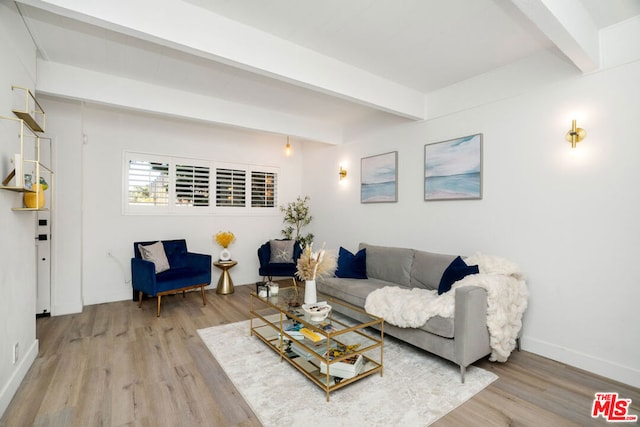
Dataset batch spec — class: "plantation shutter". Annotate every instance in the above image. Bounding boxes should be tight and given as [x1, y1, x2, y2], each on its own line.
[127, 160, 169, 206]
[175, 164, 210, 207]
[251, 170, 277, 207]
[216, 168, 246, 207]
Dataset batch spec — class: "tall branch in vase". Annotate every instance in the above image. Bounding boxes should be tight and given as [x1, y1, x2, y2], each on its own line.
[280, 195, 314, 248]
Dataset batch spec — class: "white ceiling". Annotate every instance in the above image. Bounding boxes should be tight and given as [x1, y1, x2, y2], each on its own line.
[183, 0, 556, 93]
[13, 0, 640, 142]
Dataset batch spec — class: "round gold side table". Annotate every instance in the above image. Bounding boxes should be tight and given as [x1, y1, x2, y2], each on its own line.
[213, 260, 238, 294]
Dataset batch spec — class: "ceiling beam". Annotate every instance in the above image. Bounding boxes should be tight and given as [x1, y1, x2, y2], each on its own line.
[16, 0, 426, 120]
[36, 60, 343, 144]
[510, 0, 600, 72]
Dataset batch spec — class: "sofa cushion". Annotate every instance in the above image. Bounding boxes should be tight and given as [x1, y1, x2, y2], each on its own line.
[269, 239, 295, 263]
[410, 250, 457, 291]
[359, 243, 413, 286]
[419, 316, 455, 339]
[438, 256, 479, 295]
[335, 247, 367, 279]
[317, 277, 394, 308]
[138, 241, 170, 273]
[155, 267, 210, 292]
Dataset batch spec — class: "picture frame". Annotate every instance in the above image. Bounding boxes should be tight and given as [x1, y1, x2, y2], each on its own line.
[424, 134, 482, 201]
[361, 151, 398, 203]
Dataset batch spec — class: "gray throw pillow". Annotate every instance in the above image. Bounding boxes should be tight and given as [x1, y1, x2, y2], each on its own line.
[269, 240, 294, 263]
[138, 241, 170, 273]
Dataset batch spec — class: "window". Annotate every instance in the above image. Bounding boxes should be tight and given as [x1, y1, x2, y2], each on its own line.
[127, 159, 169, 207]
[215, 168, 246, 207]
[124, 151, 278, 214]
[251, 170, 276, 208]
[176, 164, 210, 207]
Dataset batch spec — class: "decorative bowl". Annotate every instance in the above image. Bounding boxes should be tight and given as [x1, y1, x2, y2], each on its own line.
[302, 302, 332, 322]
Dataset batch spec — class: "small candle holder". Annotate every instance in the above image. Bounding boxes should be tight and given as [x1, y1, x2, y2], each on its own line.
[256, 281, 270, 298]
[268, 281, 279, 296]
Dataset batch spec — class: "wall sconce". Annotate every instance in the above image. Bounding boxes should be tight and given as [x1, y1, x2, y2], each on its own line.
[339, 166, 347, 180]
[566, 119, 586, 148]
[284, 136, 293, 157]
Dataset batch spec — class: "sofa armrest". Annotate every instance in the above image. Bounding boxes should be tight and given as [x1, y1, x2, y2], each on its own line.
[131, 258, 157, 296]
[454, 285, 491, 367]
[185, 252, 212, 284]
[185, 252, 212, 270]
[257, 242, 271, 268]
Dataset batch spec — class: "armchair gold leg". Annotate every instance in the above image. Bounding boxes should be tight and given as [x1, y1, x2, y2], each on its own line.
[157, 295, 162, 317]
[138, 291, 143, 308]
[201, 285, 206, 306]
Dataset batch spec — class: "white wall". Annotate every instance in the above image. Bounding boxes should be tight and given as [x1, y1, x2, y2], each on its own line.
[303, 59, 640, 388]
[0, 1, 39, 417]
[42, 99, 305, 307]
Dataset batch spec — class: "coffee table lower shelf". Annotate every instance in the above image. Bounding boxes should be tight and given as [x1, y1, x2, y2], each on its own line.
[251, 323, 383, 401]
[249, 289, 384, 402]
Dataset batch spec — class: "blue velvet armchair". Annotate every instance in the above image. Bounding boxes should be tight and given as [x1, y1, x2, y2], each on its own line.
[257, 239, 302, 281]
[132, 239, 211, 316]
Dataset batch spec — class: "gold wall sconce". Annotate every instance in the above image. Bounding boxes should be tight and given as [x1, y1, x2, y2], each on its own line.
[339, 166, 347, 180]
[566, 119, 586, 148]
[284, 136, 293, 157]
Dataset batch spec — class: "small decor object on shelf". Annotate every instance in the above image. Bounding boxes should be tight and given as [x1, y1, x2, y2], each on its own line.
[256, 281, 270, 298]
[299, 327, 326, 343]
[295, 242, 337, 304]
[214, 231, 235, 261]
[320, 353, 364, 379]
[302, 302, 332, 322]
[23, 178, 48, 209]
[268, 281, 279, 296]
[304, 280, 317, 304]
[23, 174, 32, 190]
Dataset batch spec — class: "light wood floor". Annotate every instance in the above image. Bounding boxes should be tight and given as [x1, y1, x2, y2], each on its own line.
[2, 284, 638, 426]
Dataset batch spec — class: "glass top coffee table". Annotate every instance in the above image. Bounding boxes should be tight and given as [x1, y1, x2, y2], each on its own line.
[250, 285, 384, 402]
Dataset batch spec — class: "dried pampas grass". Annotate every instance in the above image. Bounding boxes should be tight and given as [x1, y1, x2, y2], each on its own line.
[295, 243, 337, 281]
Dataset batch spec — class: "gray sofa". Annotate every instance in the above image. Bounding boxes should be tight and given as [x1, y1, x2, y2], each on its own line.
[316, 242, 491, 382]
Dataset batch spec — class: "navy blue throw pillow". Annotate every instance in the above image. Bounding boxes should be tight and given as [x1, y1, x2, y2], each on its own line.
[438, 256, 479, 295]
[335, 247, 367, 279]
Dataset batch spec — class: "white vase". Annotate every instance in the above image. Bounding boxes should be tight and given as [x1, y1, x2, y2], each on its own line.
[304, 280, 317, 304]
[219, 248, 231, 261]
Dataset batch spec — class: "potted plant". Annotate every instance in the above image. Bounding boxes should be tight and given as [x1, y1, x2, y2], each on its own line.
[280, 195, 314, 248]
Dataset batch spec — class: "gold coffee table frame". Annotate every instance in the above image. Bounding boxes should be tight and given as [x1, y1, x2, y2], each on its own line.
[250, 286, 384, 401]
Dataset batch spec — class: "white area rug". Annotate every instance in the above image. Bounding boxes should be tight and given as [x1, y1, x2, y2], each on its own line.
[198, 320, 497, 427]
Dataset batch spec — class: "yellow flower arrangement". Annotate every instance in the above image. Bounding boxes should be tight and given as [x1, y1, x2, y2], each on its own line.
[215, 231, 235, 248]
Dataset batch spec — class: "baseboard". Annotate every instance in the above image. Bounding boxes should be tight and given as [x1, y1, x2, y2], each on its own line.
[0, 338, 38, 418]
[524, 336, 640, 388]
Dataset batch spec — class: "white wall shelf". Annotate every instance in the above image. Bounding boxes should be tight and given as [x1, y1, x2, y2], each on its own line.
[1, 115, 54, 211]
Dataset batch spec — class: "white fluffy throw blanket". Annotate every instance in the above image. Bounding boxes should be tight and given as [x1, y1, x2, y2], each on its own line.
[364, 253, 528, 362]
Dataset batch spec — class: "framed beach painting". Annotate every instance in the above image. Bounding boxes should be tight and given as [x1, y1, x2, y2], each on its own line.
[424, 134, 482, 201]
[361, 151, 398, 203]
